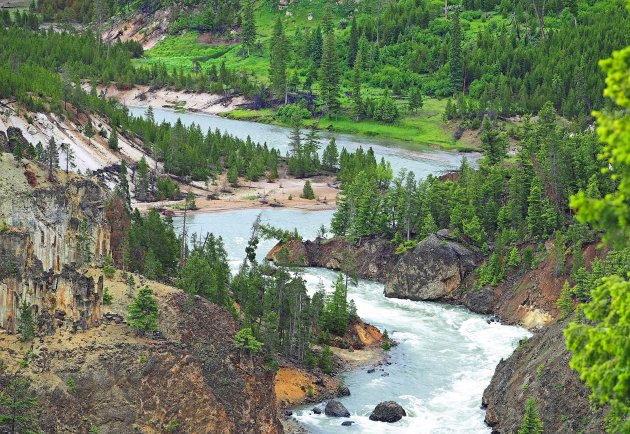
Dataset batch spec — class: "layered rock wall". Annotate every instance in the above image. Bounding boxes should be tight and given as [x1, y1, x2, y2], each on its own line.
[0, 152, 109, 333]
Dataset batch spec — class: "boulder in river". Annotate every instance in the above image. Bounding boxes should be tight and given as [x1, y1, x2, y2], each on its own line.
[369, 401, 406, 423]
[384, 231, 480, 301]
[341, 421, 354, 426]
[325, 399, 350, 417]
[312, 407, 322, 415]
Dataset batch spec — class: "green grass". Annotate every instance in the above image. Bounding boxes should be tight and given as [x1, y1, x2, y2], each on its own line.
[223, 98, 470, 152]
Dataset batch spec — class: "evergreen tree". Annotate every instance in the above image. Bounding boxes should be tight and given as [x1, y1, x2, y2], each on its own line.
[449, 9, 463, 95]
[117, 160, 131, 209]
[127, 286, 159, 334]
[527, 177, 545, 238]
[557, 281, 574, 319]
[347, 15, 358, 66]
[17, 301, 35, 342]
[302, 180, 315, 199]
[352, 49, 363, 122]
[319, 30, 340, 117]
[269, 17, 288, 103]
[480, 117, 508, 166]
[518, 398, 544, 434]
[12, 141, 23, 167]
[408, 87, 423, 113]
[45, 137, 58, 181]
[84, 118, 94, 144]
[322, 138, 339, 172]
[136, 156, 150, 201]
[108, 128, 119, 151]
[241, 0, 256, 57]
[0, 373, 39, 433]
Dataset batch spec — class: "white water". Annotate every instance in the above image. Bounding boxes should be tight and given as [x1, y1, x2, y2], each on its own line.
[155, 107, 529, 433]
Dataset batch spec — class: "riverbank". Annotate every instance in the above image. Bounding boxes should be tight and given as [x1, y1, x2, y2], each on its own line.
[99, 83, 477, 153]
[134, 173, 339, 215]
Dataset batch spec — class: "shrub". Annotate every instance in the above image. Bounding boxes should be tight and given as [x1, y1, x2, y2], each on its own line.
[234, 327, 263, 354]
[127, 286, 159, 334]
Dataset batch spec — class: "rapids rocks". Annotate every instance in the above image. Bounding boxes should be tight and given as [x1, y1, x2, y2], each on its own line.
[369, 401, 407, 423]
[325, 399, 351, 417]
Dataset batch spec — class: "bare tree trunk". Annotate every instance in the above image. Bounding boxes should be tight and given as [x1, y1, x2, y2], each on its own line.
[444, 0, 448, 19]
[531, 0, 546, 38]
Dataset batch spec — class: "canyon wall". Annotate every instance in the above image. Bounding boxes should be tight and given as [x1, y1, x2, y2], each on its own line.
[0, 147, 109, 333]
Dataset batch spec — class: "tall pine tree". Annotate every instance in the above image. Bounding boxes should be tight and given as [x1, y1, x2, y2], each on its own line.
[270, 17, 288, 103]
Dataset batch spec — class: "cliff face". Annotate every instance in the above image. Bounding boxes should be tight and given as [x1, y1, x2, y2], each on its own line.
[266, 236, 397, 282]
[482, 319, 607, 433]
[1, 287, 282, 434]
[0, 154, 109, 333]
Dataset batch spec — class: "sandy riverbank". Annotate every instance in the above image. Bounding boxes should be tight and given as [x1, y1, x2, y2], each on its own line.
[134, 173, 339, 215]
[95, 84, 249, 115]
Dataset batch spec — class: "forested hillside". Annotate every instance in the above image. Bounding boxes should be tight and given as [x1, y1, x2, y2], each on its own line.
[27, 0, 628, 145]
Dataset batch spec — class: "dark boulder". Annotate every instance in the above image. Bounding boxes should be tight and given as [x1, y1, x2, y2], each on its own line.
[325, 399, 350, 417]
[369, 401, 406, 423]
[384, 231, 480, 302]
[341, 421, 354, 426]
[312, 407, 322, 415]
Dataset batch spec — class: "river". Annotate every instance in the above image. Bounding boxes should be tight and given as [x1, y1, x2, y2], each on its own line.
[154, 107, 530, 433]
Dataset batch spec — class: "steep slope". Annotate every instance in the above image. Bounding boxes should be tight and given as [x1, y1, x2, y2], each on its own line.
[0, 155, 284, 433]
[482, 319, 607, 433]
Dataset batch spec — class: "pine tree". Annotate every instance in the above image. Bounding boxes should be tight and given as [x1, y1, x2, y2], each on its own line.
[117, 160, 131, 209]
[17, 301, 35, 342]
[319, 30, 340, 117]
[45, 137, 58, 181]
[269, 17, 288, 103]
[449, 9, 463, 95]
[480, 116, 508, 166]
[347, 15, 359, 66]
[518, 398, 544, 434]
[136, 156, 150, 201]
[108, 128, 119, 151]
[352, 49, 363, 122]
[127, 286, 159, 334]
[408, 87, 423, 113]
[557, 281, 574, 319]
[322, 138, 339, 172]
[241, 0, 256, 57]
[302, 180, 315, 199]
[322, 2, 333, 35]
[12, 141, 23, 167]
[84, 118, 94, 144]
[527, 178, 545, 238]
[507, 246, 521, 268]
[0, 373, 39, 433]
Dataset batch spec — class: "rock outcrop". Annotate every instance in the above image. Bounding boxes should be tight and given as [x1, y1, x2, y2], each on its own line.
[0, 156, 109, 333]
[0, 289, 283, 434]
[482, 319, 607, 433]
[324, 399, 350, 417]
[266, 236, 397, 282]
[384, 230, 481, 301]
[369, 401, 407, 423]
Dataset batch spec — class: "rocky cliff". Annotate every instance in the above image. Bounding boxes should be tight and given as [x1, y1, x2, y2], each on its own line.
[266, 236, 397, 282]
[0, 153, 109, 334]
[482, 319, 607, 433]
[1, 273, 282, 434]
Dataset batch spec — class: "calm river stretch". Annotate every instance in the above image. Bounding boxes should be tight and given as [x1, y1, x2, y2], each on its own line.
[144, 107, 531, 434]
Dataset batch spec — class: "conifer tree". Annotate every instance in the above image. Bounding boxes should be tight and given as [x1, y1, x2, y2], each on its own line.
[108, 128, 119, 151]
[269, 17, 288, 103]
[117, 160, 131, 210]
[241, 0, 256, 57]
[0, 373, 39, 433]
[449, 9, 463, 95]
[352, 49, 363, 122]
[84, 118, 94, 145]
[319, 30, 340, 117]
[17, 301, 35, 342]
[127, 286, 159, 334]
[480, 117, 508, 166]
[136, 156, 150, 201]
[302, 180, 315, 199]
[527, 178, 545, 238]
[557, 281, 574, 319]
[409, 87, 423, 113]
[322, 138, 339, 172]
[347, 15, 359, 66]
[517, 398, 544, 434]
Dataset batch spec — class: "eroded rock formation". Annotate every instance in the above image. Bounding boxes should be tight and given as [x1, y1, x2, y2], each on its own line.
[0, 152, 109, 333]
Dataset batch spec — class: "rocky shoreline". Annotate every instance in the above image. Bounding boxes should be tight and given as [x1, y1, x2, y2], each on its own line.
[266, 231, 607, 432]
